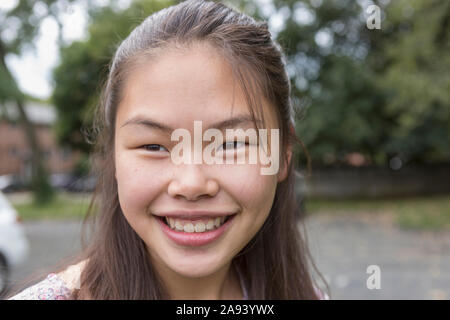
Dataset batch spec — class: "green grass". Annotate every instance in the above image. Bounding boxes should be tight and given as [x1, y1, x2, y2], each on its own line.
[11, 192, 93, 221]
[9, 191, 450, 231]
[305, 195, 450, 231]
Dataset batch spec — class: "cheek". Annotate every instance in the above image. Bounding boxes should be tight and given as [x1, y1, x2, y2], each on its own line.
[215, 165, 277, 256]
[218, 164, 278, 228]
[115, 153, 165, 217]
[244, 175, 277, 230]
[221, 165, 277, 209]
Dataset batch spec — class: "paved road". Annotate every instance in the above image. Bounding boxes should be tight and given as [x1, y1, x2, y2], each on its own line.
[306, 213, 450, 299]
[4, 220, 84, 297]
[3, 215, 450, 299]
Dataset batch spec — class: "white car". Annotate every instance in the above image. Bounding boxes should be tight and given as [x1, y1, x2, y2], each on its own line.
[0, 191, 29, 294]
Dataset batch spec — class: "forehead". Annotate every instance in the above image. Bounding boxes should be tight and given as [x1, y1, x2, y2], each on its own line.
[115, 42, 277, 131]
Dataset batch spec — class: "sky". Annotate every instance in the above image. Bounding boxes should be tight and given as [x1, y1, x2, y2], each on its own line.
[2, 0, 90, 99]
[2, 0, 309, 100]
[2, 0, 133, 100]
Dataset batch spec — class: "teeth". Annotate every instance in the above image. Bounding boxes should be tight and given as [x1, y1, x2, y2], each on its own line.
[184, 223, 194, 233]
[165, 216, 229, 233]
[175, 220, 184, 231]
[194, 222, 206, 232]
[206, 219, 215, 230]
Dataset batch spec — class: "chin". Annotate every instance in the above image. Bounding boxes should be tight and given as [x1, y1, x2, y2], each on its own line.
[165, 254, 228, 278]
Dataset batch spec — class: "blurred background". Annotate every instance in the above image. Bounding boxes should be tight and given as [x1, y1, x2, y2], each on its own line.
[0, 0, 449, 299]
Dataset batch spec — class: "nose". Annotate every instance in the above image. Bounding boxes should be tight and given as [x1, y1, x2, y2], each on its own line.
[167, 164, 219, 201]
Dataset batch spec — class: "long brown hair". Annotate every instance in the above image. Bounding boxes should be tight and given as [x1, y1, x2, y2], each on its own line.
[11, 0, 329, 300]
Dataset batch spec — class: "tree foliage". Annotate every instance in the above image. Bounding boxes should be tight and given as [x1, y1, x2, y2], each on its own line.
[272, 0, 450, 167]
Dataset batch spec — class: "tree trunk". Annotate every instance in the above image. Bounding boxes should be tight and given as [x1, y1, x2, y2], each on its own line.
[15, 99, 54, 204]
[0, 41, 54, 204]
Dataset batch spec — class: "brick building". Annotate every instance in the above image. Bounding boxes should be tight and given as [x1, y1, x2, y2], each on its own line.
[0, 101, 81, 179]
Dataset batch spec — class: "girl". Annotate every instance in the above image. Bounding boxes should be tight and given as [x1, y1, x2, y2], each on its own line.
[8, 0, 328, 300]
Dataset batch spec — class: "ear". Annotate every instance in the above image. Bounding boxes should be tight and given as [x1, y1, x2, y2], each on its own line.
[277, 123, 294, 183]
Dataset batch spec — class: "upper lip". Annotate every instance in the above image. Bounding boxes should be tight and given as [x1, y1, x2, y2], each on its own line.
[153, 210, 237, 219]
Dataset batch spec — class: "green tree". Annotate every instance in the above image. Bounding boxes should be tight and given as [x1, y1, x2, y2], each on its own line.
[371, 0, 450, 164]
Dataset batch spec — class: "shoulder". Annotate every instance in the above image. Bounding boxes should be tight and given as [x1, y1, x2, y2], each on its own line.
[8, 260, 87, 300]
[56, 259, 87, 291]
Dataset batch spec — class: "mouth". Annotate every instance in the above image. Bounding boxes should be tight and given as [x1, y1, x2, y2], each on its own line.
[155, 215, 234, 233]
[152, 212, 237, 247]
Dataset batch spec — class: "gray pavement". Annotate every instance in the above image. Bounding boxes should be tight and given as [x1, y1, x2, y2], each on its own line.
[7, 220, 84, 285]
[3, 214, 450, 299]
[306, 213, 450, 299]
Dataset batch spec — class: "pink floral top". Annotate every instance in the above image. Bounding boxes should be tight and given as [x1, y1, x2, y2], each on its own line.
[8, 261, 328, 300]
[8, 261, 85, 300]
[8, 273, 73, 300]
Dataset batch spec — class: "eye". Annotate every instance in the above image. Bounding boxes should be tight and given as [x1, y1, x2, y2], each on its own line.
[141, 144, 169, 152]
[216, 141, 248, 152]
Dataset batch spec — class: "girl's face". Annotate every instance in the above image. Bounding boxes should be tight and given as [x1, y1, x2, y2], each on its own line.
[114, 42, 289, 279]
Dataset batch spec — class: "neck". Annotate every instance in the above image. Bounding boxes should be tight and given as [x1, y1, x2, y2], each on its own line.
[150, 256, 243, 300]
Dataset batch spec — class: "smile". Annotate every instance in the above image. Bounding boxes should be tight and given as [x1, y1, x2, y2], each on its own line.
[163, 216, 230, 233]
[153, 212, 236, 247]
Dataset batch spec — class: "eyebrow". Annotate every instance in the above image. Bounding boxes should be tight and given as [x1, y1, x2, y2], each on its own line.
[120, 114, 263, 133]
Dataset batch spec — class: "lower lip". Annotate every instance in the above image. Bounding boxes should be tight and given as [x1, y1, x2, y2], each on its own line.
[155, 215, 236, 247]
